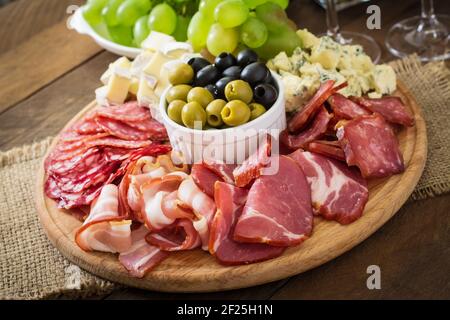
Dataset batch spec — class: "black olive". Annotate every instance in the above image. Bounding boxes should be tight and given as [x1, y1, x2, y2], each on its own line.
[215, 76, 238, 98]
[236, 49, 258, 67]
[241, 62, 269, 85]
[222, 65, 242, 78]
[205, 84, 219, 98]
[254, 83, 278, 108]
[188, 57, 211, 73]
[194, 65, 220, 87]
[214, 52, 237, 70]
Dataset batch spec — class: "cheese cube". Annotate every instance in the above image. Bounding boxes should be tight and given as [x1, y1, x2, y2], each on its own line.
[142, 51, 173, 78]
[161, 42, 193, 58]
[371, 65, 396, 95]
[100, 57, 131, 85]
[310, 37, 340, 70]
[296, 28, 320, 49]
[137, 75, 158, 107]
[141, 31, 175, 52]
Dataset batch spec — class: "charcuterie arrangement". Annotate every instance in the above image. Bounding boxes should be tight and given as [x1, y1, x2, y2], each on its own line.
[43, 7, 416, 279]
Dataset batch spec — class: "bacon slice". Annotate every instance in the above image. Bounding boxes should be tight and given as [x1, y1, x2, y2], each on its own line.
[328, 93, 370, 120]
[288, 80, 335, 133]
[75, 184, 132, 253]
[233, 134, 272, 188]
[191, 164, 222, 197]
[146, 219, 201, 251]
[306, 140, 345, 161]
[289, 150, 368, 224]
[281, 106, 333, 150]
[233, 155, 313, 246]
[119, 225, 169, 278]
[337, 114, 405, 178]
[350, 96, 414, 127]
[209, 182, 285, 265]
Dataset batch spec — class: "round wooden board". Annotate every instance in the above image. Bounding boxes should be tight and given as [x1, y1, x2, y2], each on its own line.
[35, 81, 427, 292]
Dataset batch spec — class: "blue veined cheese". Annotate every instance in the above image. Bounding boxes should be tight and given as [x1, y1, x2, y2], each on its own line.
[300, 62, 346, 86]
[309, 36, 341, 70]
[272, 52, 292, 72]
[371, 65, 396, 95]
[339, 69, 371, 97]
[296, 28, 320, 49]
[289, 47, 309, 72]
[280, 72, 320, 113]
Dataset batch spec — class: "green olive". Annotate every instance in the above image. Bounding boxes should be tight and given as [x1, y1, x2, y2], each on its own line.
[221, 100, 251, 127]
[166, 85, 192, 103]
[249, 103, 267, 121]
[224, 80, 253, 104]
[187, 87, 214, 108]
[205, 99, 226, 127]
[167, 100, 186, 125]
[168, 63, 194, 85]
[181, 101, 207, 129]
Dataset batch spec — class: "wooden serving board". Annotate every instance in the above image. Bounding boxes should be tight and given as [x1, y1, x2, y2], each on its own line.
[35, 81, 427, 292]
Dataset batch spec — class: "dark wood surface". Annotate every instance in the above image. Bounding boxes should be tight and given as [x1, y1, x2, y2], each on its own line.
[0, 0, 449, 299]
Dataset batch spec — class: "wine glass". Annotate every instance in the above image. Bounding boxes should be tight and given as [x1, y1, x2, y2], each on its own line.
[385, 0, 450, 62]
[322, 0, 381, 63]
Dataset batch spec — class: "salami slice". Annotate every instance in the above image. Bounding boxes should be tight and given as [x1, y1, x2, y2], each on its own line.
[95, 102, 150, 122]
[328, 93, 370, 120]
[95, 116, 153, 141]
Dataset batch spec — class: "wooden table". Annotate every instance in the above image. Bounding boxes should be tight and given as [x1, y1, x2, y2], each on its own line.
[0, 0, 449, 299]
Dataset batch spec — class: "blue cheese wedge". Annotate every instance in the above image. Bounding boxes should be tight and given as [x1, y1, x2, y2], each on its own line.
[371, 65, 396, 95]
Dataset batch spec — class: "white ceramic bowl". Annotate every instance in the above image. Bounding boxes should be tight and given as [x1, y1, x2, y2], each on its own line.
[158, 72, 286, 164]
[69, 8, 143, 59]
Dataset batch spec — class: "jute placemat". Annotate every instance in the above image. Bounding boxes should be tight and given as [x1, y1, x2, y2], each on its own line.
[0, 55, 449, 300]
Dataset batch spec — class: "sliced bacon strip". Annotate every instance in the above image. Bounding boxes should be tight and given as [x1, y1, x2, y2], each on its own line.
[281, 106, 332, 150]
[75, 184, 132, 253]
[146, 219, 201, 251]
[307, 140, 345, 161]
[288, 80, 335, 133]
[350, 96, 414, 127]
[119, 225, 169, 278]
[233, 134, 272, 188]
[289, 150, 368, 224]
[337, 114, 405, 178]
[161, 191, 195, 220]
[209, 181, 285, 265]
[191, 164, 222, 197]
[328, 93, 370, 120]
[234, 155, 313, 246]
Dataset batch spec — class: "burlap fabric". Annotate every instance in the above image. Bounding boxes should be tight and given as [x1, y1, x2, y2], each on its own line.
[0, 55, 449, 299]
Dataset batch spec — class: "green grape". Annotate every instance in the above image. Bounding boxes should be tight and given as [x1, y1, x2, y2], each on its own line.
[255, 2, 289, 32]
[148, 3, 177, 34]
[101, 0, 125, 27]
[134, 0, 152, 12]
[270, 0, 289, 9]
[255, 27, 301, 59]
[108, 25, 135, 46]
[206, 23, 239, 56]
[83, 0, 108, 26]
[117, 0, 145, 27]
[172, 15, 191, 42]
[199, 0, 223, 16]
[240, 17, 268, 48]
[214, 0, 249, 28]
[243, 0, 267, 9]
[188, 12, 212, 52]
[134, 15, 150, 46]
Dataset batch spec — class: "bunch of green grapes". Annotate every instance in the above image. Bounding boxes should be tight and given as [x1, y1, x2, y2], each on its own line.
[82, 0, 199, 47]
[187, 0, 301, 59]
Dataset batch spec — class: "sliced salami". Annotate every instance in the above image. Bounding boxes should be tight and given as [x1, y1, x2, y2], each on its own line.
[328, 93, 370, 120]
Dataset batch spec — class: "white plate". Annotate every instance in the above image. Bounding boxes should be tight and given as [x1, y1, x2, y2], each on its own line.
[69, 8, 143, 58]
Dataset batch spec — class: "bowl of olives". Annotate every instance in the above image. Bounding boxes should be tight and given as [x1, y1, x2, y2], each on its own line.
[159, 49, 286, 163]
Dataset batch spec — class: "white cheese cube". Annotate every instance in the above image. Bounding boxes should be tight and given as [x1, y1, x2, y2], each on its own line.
[141, 31, 175, 52]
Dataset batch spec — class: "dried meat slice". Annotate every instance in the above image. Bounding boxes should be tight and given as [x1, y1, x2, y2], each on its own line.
[288, 80, 335, 133]
[209, 181, 284, 265]
[233, 155, 313, 246]
[350, 96, 414, 127]
[95, 102, 150, 122]
[191, 164, 222, 197]
[328, 93, 370, 120]
[95, 116, 153, 141]
[289, 150, 368, 224]
[126, 118, 168, 141]
[280, 106, 332, 150]
[337, 114, 405, 178]
[233, 134, 272, 188]
[306, 140, 345, 161]
[119, 225, 169, 278]
[75, 184, 132, 253]
[202, 159, 236, 184]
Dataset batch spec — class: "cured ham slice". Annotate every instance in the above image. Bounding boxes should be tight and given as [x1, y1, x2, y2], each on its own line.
[119, 225, 169, 278]
[202, 159, 236, 184]
[350, 96, 414, 127]
[306, 140, 345, 161]
[234, 155, 313, 246]
[280, 106, 332, 150]
[177, 177, 216, 250]
[328, 93, 370, 120]
[337, 114, 405, 178]
[288, 80, 335, 133]
[191, 164, 222, 197]
[146, 219, 201, 251]
[233, 134, 271, 188]
[75, 184, 132, 253]
[210, 182, 284, 265]
[289, 150, 368, 224]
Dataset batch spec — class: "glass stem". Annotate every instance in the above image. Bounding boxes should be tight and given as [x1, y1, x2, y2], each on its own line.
[421, 0, 435, 20]
[326, 0, 344, 43]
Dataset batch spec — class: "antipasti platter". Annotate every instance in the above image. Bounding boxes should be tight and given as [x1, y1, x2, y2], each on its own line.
[36, 0, 427, 292]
